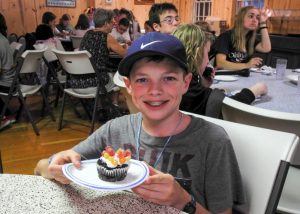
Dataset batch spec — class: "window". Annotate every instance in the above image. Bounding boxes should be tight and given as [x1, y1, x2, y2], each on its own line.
[236, 0, 264, 12]
[193, 0, 212, 22]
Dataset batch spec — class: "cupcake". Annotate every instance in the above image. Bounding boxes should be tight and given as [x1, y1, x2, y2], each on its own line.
[96, 146, 131, 182]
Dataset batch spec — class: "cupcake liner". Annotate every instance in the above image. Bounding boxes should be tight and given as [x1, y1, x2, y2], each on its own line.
[97, 159, 129, 182]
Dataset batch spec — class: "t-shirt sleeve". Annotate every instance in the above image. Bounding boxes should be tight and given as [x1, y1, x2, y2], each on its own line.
[204, 126, 245, 213]
[214, 31, 231, 55]
[72, 122, 111, 159]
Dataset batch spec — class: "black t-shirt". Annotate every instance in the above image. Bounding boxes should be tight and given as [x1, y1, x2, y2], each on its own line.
[213, 30, 259, 63]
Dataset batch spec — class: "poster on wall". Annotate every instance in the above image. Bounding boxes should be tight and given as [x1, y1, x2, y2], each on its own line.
[134, 0, 154, 5]
[46, 0, 76, 8]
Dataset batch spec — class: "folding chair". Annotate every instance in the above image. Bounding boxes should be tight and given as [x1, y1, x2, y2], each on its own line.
[70, 36, 83, 50]
[183, 111, 300, 214]
[10, 42, 23, 65]
[221, 97, 300, 213]
[52, 49, 106, 134]
[0, 49, 55, 136]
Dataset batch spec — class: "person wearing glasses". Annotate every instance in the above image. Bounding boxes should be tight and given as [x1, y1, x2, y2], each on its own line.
[149, 3, 180, 34]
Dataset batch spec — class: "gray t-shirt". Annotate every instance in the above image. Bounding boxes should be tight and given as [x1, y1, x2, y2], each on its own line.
[0, 33, 15, 87]
[73, 113, 245, 213]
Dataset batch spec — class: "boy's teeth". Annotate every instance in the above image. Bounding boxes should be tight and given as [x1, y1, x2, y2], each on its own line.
[149, 102, 162, 106]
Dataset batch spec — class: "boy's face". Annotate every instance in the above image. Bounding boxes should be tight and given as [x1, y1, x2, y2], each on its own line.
[153, 10, 180, 34]
[117, 24, 128, 34]
[124, 58, 191, 122]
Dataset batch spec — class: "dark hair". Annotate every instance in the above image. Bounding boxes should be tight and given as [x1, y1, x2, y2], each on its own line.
[75, 14, 90, 30]
[0, 13, 8, 37]
[113, 8, 119, 16]
[119, 18, 130, 27]
[35, 24, 54, 40]
[94, 8, 114, 28]
[149, 3, 178, 25]
[42, 11, 56, 24]
[119, 8, 132, 21]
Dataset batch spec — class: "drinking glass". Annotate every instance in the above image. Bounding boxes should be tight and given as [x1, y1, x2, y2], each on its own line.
[276, 58, 287, 80]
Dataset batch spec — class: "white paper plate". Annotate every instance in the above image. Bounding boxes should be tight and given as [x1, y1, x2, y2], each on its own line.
[286, 74, 299, 84]
[63, 159, 149, 191]
[214, 76, 238, 82]
[249, 68, 260, 72]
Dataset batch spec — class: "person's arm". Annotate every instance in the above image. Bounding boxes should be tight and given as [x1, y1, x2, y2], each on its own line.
[216, 53, 263, 70]
[107, 34, 127, 57]
[255, 9, 271, 53]
[230, 82, 267, 104]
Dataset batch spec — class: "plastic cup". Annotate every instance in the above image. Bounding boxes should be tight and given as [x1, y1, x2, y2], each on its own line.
[276, 58, 287, 80]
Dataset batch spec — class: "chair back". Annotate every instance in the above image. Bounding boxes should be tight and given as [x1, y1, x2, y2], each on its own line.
[222, 97, 300, 137]
[70, 36, 83, 50]
[19, 49, 46, 74]
[52, 49, 94, 75]
[182, 111, 300, 214]
[10, 42, 23, 63]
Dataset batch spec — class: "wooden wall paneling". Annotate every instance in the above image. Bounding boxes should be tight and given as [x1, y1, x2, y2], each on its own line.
[211, 0, 234, 27]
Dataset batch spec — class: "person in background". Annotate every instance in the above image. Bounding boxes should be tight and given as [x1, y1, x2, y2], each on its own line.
[129, 11, 141, 40]
[111, 18, 131, 45]
[56, 14, 74, 35]
[148, 2, 180, 34]
[173, 24, 267, 118]
[112, 8, 120, 28]
[213, 6, 271, 71]
[42, 11, 65, 38]
[144, 20, 154, 33]
[34, 24, 64, 85]
[85, 7, 95, 29]
[0, 13, 16, 130]
[116, 8, 132, 41]
[75, 8, 127, 107]
[35, 32, 245, 214]
[73, 14, 91, 37]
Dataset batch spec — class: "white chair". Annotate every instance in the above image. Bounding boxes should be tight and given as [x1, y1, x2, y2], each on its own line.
[10, 42, 23, 64]
[70, 36, 83, 50]
[52, 49, 103, 134]
[0, 49, 56, 135]
[221, 97, 300, 213]
[182, 111, 300, 214]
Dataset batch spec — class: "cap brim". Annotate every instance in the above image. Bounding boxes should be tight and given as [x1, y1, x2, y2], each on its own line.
[118, 50, 187, 77]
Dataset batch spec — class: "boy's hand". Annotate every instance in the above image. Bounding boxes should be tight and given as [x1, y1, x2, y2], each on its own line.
[48, 149, 81, 184]
[132, 165, 191, 210]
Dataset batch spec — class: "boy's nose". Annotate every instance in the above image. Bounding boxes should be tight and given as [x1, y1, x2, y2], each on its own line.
[148, 82, 163, 95]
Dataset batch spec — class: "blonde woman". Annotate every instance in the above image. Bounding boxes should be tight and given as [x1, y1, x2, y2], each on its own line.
[214, 6, 271, 70]
[173, 24, 267, 118]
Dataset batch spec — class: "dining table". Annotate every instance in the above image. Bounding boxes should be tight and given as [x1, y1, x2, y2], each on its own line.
[213, 69, 300, 113]
[0, 173, 183, 214]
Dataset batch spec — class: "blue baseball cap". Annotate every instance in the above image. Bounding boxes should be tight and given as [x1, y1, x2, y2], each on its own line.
[118, 32, 188, 77]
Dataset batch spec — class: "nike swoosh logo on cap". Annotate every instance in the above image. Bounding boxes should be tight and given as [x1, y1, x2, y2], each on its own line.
[140, 41, 162, 49]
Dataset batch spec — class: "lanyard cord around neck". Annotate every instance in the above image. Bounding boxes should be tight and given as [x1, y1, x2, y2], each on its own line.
[135, 113, 183, 168]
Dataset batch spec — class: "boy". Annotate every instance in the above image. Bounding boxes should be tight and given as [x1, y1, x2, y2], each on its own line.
[40, 32, 244, 213]
[149, 3, 180, 34]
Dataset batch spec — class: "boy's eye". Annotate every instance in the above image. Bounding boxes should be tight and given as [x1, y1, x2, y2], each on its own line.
[135, 78, 147, 83]
[164, 76, 176, 81]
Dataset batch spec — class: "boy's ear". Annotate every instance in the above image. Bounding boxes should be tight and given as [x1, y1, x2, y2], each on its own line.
[183, 72, 192, 94]
[123, 77, 132, 95]
[152, 23, 161, 32]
